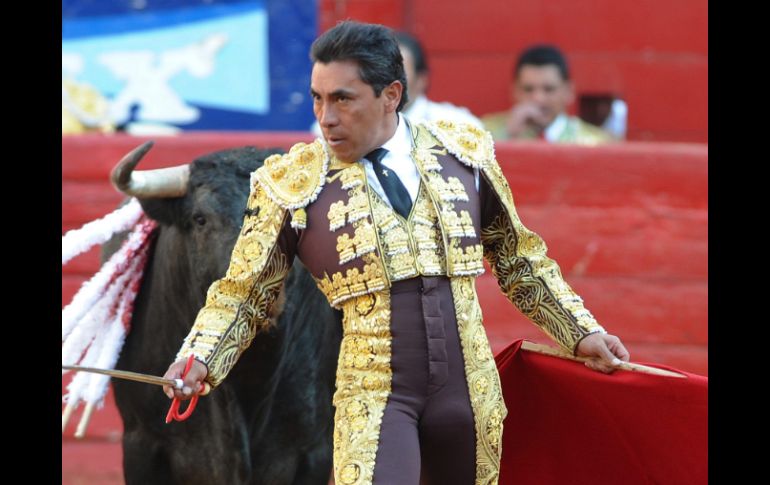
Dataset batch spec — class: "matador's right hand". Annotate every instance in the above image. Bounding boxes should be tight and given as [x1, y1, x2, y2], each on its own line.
[162, 358, 209, 400]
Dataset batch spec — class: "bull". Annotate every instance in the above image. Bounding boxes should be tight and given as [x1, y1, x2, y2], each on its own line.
[104, 143, 342, 484]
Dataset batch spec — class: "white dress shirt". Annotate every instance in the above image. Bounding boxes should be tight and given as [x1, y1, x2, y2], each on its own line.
[544, 113, 569, 142]
[361, 114, 479, 209]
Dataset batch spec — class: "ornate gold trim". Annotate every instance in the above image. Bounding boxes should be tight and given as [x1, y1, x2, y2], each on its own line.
[480, 160, 605, 352]
[410, 130, 485, 278]
[177, 184, 291, 386]
[336, 222, 378, 265]
[328, 190, 370, 232]
[254, 140, 329, 210]
[425, 120, 495, 169]
[317, 253, 388, 309]
[332, 290, 393, 485]
[451, 277, 507, 485]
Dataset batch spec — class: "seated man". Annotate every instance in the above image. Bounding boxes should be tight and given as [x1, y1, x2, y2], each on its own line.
[481, 44, 612, 144]
[311, 31, 482, 134]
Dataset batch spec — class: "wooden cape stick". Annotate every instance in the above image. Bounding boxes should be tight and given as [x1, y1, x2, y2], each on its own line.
[520, 341, 687, 378]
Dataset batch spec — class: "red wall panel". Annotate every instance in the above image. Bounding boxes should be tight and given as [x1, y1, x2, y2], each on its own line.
[319, 0, 406, 32]
[319, 0, 708, 142]
[410, 0, 707, 55]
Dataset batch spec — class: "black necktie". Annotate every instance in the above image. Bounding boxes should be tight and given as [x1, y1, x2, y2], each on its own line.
[365, 148, 413, 219]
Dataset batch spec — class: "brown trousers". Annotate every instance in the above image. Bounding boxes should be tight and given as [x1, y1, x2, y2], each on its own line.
[372, 276, 477, 485]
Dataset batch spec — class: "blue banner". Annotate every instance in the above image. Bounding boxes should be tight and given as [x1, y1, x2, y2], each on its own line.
[62, 0, 317, 131]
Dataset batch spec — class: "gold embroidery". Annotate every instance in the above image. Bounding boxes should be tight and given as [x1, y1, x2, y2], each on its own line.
[328, 190, 369, 231]
[328, 201, 347, 231]
[480, 161, 605, 352]
[316, 253, 388, 308]
[340, 164, 366, 189]
[409, 127, 485, 279]
[433, 175, 470, 202]
[367, 186, 417, 281]
[203, 251, 289, 387]
[176, 185, 291, 386]
[336, 234, 356, 265]
[319, 166, 392, 308]
[449, 243, 485, 275]
[441, 207, 476, 239]
[412, 223, 438, 249]
[366, 181, 449, 281]
[327, 165, 382, 267]
[333, 290, 392, 485]
[254, 140, 329, 209]
[388, 253, 418, 280]
[381, 226, 410, 255]
[409, 189, 446, 276]
[413, 146, 445, 172]
[413, 124, 443, 159]
[451, 277, 507, 485]
[425, 120, 495, 169]
[336, 222, 378, 265]
[291, 207, 307, 229]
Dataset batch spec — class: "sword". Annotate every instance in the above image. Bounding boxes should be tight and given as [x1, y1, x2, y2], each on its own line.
[62, 365, 211, 394]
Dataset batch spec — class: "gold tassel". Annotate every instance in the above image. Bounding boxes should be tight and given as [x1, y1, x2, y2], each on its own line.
[291, 207, 307, 229]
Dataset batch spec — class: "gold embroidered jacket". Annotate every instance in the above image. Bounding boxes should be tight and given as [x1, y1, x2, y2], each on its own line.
[176, 120, 605, 485]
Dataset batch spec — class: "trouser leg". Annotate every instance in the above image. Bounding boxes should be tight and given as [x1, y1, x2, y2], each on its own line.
[371, 399, 422, 484]
[419, 278, 477, 485]
[370, 277, 476, 485]
[372, 279, 428, 485]
[418, 368, 477, 485]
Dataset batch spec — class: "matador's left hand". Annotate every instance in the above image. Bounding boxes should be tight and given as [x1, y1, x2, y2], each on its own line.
[576, 333, 630, 374]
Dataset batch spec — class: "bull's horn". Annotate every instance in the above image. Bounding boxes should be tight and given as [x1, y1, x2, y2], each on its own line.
[110, 141, 190, 198]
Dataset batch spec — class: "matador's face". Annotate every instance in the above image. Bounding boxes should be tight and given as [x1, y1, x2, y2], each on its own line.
[311, 60, 402, 163]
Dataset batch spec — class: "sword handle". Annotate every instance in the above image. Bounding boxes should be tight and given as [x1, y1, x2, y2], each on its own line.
[165, 355, 208, 423]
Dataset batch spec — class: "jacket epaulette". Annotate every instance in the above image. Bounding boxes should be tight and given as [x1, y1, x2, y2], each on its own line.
[424, 119, 495, 169]
[252, 139, 330, 229]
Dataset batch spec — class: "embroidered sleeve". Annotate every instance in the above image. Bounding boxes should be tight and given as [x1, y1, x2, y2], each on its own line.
[479, 158, 605, 354]
[175, 181, 297, 387]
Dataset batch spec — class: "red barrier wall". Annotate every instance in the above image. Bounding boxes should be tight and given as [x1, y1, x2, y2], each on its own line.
[319, 0, 708, 143]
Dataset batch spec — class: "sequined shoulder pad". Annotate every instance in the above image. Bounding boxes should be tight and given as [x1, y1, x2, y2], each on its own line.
[423, 119, 495, 169]
[252, 139, 330, 209]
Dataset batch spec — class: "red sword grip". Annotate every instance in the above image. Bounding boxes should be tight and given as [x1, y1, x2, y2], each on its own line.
[165, 354, 207, 423]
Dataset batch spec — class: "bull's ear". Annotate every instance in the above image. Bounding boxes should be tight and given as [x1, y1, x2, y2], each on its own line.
[137, 197, 183, 226]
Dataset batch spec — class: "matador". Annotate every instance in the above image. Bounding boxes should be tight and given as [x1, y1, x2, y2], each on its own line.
[164, 20, 629, 485]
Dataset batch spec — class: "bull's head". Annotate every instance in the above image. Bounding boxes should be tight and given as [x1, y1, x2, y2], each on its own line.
[110, 141, 284, 304]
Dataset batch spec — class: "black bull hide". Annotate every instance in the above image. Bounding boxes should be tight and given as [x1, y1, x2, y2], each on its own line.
[103, 147, 342, 485]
